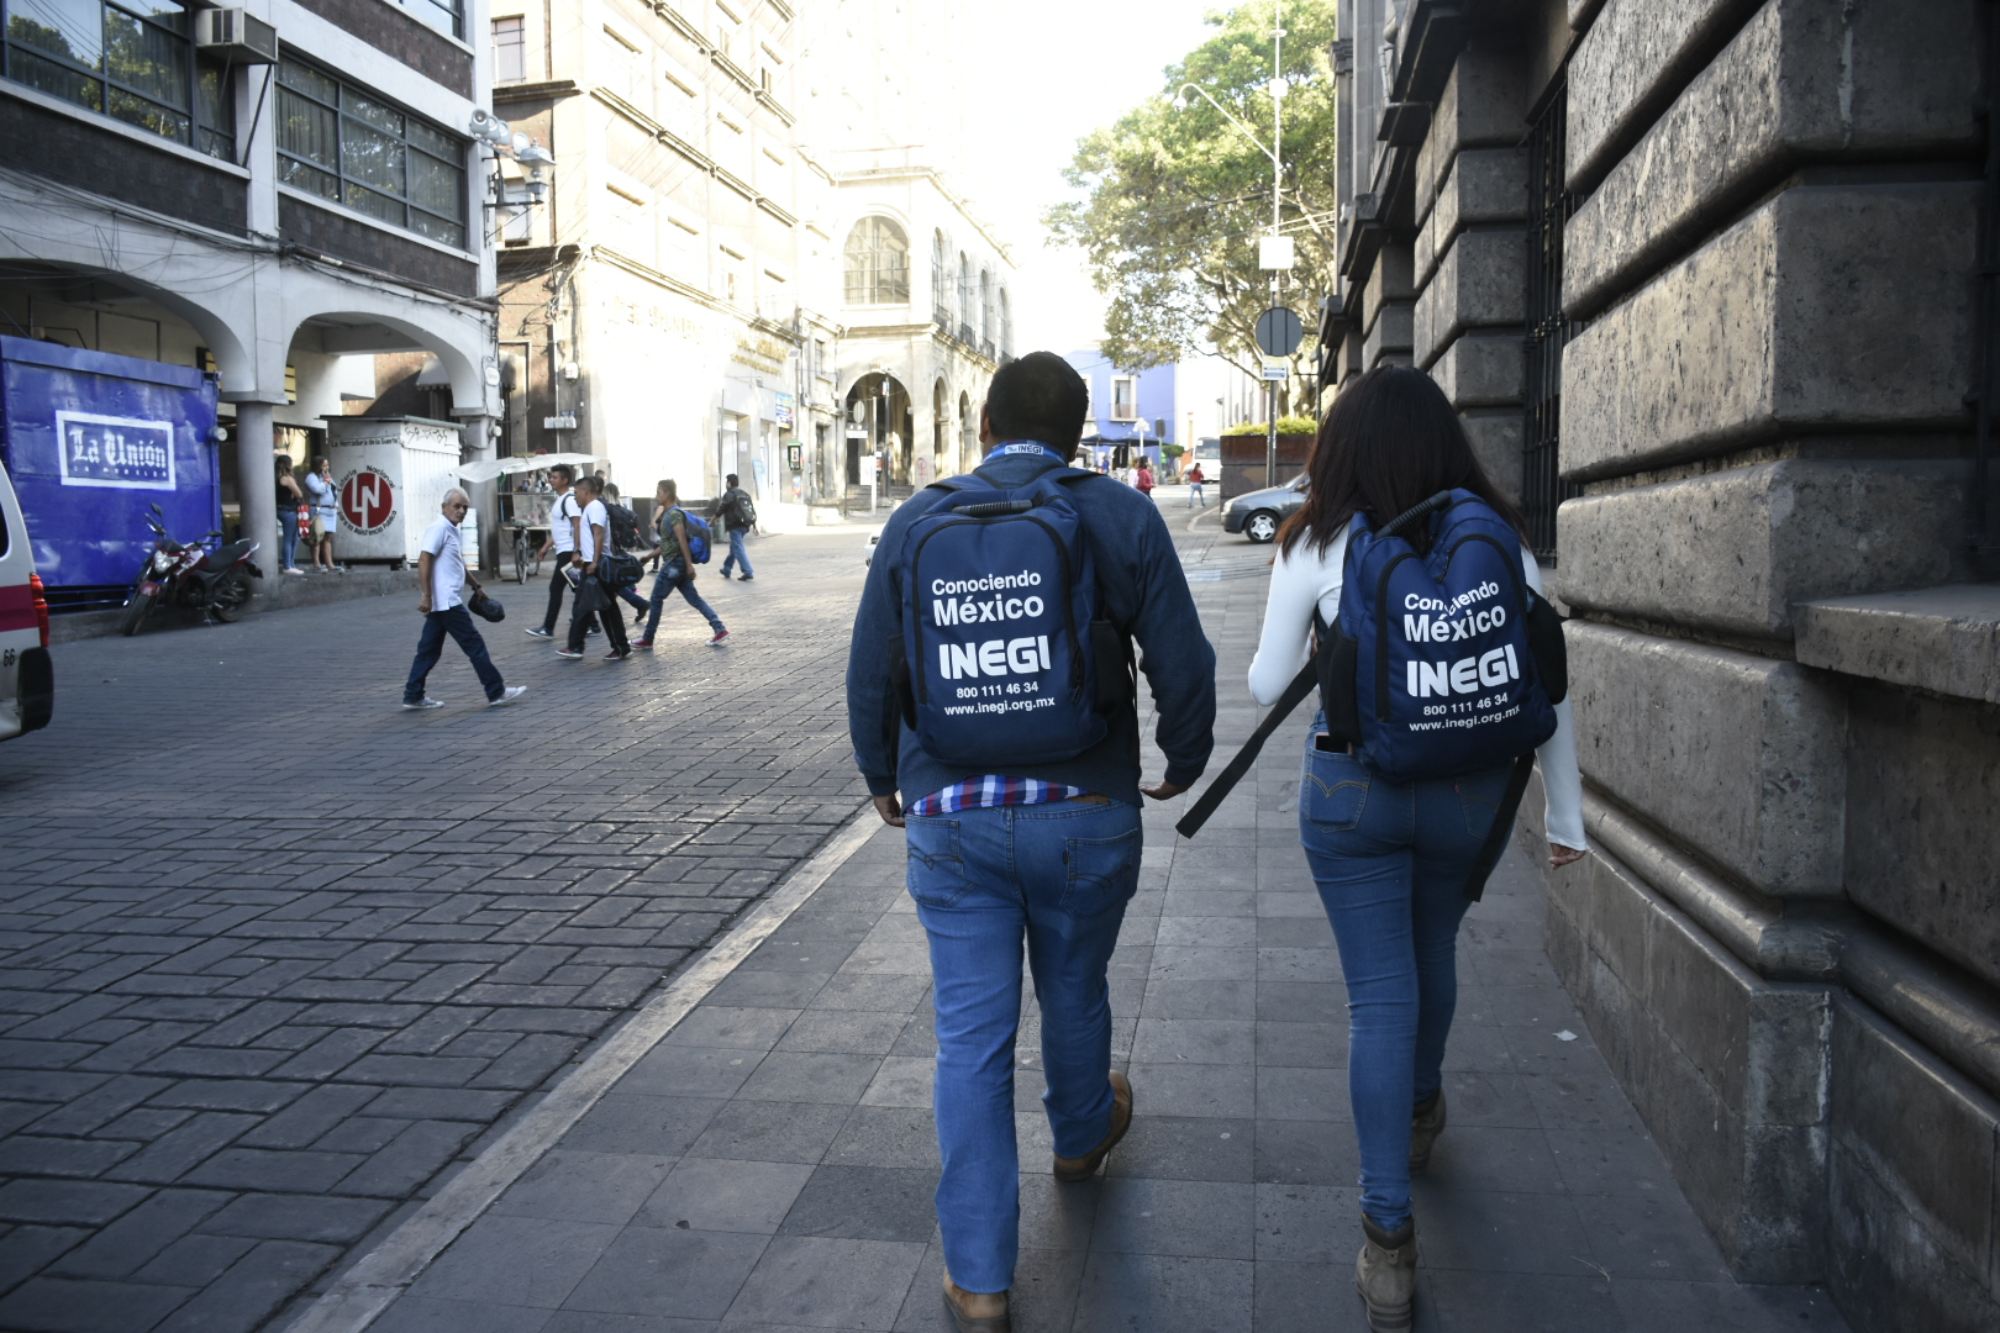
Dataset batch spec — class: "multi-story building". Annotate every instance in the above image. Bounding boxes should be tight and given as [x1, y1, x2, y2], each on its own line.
[490, 0, 833, 513]
[1065, 350, 1176, 470]
[800, 0, 1016, 491]
[0, 0, 506, 587]
[1324, 3, 2000, 1330]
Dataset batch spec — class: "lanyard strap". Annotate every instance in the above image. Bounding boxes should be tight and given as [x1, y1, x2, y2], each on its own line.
[992, 441, 1070, 465]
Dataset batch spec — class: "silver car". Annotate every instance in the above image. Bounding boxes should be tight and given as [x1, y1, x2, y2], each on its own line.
[1221, 474, 1308, 543]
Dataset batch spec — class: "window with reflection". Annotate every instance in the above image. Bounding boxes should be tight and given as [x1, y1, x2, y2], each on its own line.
[843, 216, 909, 306]
[3, 0, 233, 158]
[276, 55, 468, 248]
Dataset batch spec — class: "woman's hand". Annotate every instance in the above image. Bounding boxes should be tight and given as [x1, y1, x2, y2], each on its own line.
[1549, 844, 1587, 870]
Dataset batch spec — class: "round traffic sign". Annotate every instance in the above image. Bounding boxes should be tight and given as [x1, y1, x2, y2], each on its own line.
[1255, 306, 1305, 357]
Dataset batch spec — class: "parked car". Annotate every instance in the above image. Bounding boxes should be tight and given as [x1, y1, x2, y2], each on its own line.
[0, 460, 54, 743]
[1222, 474, 1308, 543]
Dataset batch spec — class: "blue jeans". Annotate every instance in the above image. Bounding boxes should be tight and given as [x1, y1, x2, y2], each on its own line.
[721, 528, 754, 577]
[907, 799, 1142, 1293]
[1297, 719, 1512, 1232]
[403, 605, 505, 703]
[642, 562, 723, 639]
[278, 516, 299, 570]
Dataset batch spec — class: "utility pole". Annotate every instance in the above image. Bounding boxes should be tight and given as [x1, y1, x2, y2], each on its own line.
[1268, 0, 1283, 490]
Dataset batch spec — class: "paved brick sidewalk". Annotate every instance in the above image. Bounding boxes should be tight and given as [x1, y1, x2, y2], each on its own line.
[356, 518, 1853, 1333]
[0, 531, 872, 1331]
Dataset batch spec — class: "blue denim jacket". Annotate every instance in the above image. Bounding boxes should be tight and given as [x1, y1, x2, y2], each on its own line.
[845, 446, 1217, 806]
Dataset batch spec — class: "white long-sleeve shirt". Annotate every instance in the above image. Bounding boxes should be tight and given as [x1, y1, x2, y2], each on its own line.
[1247, 528, 1588, 851]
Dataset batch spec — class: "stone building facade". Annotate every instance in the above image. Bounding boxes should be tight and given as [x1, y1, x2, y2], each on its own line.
[1322, 3, 2000, 1330]
[491, 0, 835, 512]
[0, 0, 505, 584]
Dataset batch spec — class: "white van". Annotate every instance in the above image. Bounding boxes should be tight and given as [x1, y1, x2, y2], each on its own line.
[0, 460, 53, 743]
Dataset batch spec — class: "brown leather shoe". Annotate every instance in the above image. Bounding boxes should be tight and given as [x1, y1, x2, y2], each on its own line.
[1052, 1070, 1132, 1182]
[943, 1273, 1010, 1332]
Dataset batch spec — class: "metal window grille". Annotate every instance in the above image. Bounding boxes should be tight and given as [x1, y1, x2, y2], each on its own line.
[1523, 75, 1580, 559]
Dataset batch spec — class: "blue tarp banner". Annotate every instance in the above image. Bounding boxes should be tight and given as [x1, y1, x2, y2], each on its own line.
[0, 336, 220, 591]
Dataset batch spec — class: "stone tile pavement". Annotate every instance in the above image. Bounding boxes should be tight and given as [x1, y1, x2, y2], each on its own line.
[0, 529, 875, 1331]
[350, 516, 1854, 1333]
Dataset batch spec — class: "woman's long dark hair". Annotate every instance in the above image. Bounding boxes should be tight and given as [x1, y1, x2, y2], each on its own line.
[1277, 365, 1527, 558]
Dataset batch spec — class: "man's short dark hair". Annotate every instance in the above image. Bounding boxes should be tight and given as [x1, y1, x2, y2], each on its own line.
[549, 463, 574, 484]
[985, 352, 1088, 455]
[574, 474, 599, 496]
[726, 473, 739, 487]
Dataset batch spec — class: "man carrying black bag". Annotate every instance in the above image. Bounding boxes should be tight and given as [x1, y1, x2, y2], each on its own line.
[401, 489, 527, 710]
[556, 475, 632, 661]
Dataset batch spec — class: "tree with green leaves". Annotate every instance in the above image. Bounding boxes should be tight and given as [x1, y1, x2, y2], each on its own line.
[1047, 0, 1337, 394]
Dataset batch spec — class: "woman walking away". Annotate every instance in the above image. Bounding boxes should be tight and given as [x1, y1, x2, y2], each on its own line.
[1246, 366, 1587, 1333]
[304, 456, 342, 573]
[276, 455, 306, 575]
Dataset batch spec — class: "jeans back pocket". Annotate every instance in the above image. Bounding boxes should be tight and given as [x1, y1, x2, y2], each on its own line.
[1060, 826, 1141, 917]
[906, 818, 970, 910]
[1302, 747, 1371, 831]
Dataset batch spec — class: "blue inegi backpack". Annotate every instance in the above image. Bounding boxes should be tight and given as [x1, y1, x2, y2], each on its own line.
[895, 465, 1125, 768]
[1324, 489, 1559, 782]
[1177, 490, 1568, 878]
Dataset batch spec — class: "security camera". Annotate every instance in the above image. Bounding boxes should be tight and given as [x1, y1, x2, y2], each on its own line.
[468, 108, 513, 147]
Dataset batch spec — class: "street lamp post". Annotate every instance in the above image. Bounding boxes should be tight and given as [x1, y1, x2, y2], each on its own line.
[1176, 0, 1286, 486]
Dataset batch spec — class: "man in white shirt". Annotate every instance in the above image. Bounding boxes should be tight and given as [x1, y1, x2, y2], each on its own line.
[557, 475, 631, 660]
[530, 463, 587, 639]
[402, 489, 527, 710]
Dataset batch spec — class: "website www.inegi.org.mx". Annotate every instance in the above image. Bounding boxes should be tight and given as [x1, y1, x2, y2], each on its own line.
[942, 696, 1059, 718]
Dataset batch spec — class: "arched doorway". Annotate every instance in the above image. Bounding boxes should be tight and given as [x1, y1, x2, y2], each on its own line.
[959, 391, 977, 474]
[933, 379, 948, 473]
[843, 372, 913, 488]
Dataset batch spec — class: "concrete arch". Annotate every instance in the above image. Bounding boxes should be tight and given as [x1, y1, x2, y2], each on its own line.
[274, 285, 493, 417]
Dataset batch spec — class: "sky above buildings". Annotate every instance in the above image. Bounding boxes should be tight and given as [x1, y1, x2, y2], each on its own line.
[957, 0, 1238, 355]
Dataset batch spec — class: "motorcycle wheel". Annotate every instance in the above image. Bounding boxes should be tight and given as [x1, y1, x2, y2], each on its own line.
[120, 589, 154, 636]
[210, 572, 250, 623]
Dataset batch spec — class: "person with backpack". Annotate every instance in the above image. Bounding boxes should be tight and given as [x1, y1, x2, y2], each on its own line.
[636, 478, 728, 649]
[1242, 366, 1586, 1333]
[555, 475, 632, 661]
[601, 482, 651, 624]
[528, 463, 593, 640]
[845, 352, 1216, 1333]
[713, 472, 757, 581]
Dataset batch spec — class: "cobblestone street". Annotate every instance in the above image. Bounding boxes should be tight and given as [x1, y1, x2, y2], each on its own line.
[0, 528, 875, 1330]
[0, 502, 1854, 1331]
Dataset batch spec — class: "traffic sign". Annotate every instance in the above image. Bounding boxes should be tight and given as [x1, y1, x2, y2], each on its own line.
[1262, 361, 1289, 381]
[1255, 306, 1304, 357]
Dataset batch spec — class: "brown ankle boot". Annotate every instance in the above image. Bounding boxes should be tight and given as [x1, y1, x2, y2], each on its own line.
[943, 1273, 1010, 1332]
[1355, 1214, 1416, 1332]
[1052, 1070, 1132, 1182]
[1410, 1090, 1447, 1170]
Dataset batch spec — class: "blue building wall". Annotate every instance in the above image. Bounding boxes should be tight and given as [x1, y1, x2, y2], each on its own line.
[1064, 350, 1175, 468]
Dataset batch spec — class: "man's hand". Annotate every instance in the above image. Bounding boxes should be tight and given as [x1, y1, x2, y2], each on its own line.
[1141, 780, 1187, 801]
[1549, 843, 1587, 870]
[872, 794, 905, 828]
[418, 600, 431, 615]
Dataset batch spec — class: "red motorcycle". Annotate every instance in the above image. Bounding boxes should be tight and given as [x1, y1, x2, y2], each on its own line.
[120, 503, 262, 636]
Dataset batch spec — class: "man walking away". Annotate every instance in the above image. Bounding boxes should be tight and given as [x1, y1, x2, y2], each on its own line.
[1186, 461, 1207, 508]
[530, 463, 587, 639]
[558, 475, 631, 661]
[638, 478, 729, 649]
[403, 489, 526, 710]
[602, 482, 652, 623]
[846, 352, 1217, 1331]
[715, 473, 757, 581]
